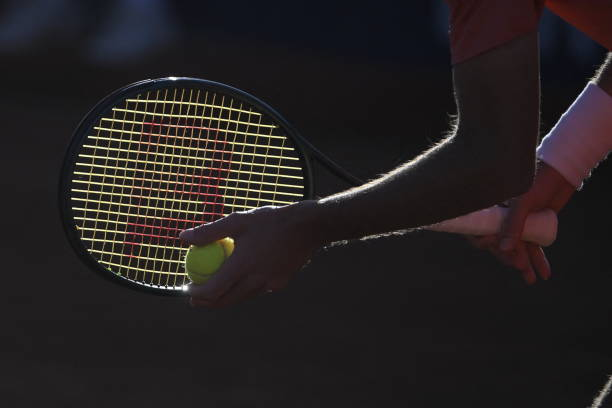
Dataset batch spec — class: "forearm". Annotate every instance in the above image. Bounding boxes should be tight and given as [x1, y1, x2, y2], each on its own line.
[306, 134, 532, 244]
[300, 32, 540, 245]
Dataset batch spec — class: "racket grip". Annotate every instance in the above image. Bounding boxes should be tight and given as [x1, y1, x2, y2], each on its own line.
[424, 207, 558, 246]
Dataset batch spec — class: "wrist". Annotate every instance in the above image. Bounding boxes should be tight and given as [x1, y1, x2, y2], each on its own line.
[282, 200, 331, 248]
[536, 82, 612, 189]
[285, 198, 360, 247]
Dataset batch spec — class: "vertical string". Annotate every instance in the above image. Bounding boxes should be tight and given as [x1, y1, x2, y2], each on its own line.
[214, 95, 236, 219]
[142, 88, 188, 286]
[203, 94, 228, 224]
[112, 94, 150, 275]
[82, 96, 115, 270]
[88, 95, 121, 268]
[145, 89, 193, 285]
[199, 93, 226, 224]
[155, 89, 197, 288]
[245, 109, 265, 209]
[226, 102, 251, 213]
[253, 113, 275, 208]
[119, 91, 157, 280]
[171, 90, 211, 288]
[264, 122, 286, 207]
[124, 90, 167, 282]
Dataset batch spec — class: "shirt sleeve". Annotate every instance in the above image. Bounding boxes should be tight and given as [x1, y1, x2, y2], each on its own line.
[546, 0, 612, 52]
[445, 0, 544, 64]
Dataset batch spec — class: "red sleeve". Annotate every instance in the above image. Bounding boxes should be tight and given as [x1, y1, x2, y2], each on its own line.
[546, 0, 612, 52]
[446, 0, 544, 64]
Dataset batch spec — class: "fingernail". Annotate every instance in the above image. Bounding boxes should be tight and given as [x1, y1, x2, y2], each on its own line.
[500, 238, 513, 251]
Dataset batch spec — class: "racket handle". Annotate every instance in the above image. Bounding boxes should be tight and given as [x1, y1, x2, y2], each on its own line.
[424, 207, 558, 246]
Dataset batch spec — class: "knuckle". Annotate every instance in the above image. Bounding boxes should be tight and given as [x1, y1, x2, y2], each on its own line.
[225, 211, 247, 229]
[188, 224, 205, 236]
[224, 212, 241, 223]
[226, 211, 241, 219]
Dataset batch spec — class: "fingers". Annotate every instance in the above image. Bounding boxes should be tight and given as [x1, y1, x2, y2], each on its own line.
[526, 243, 551, 281]
[187, 248, 249, 303]
[179, 212, 243, 245]
[190, 277, 264, 308]
[499, 201, 530, 253]
[466, 235, 498, 250]
[499, 241, 552, 285]
[468, 234, 550, 285]
[513, 243, 552, 284]
[511, 241, 537, 285]
[466, 161, 568, 286]
[187, 255, 290, 308]
[466, 234, 512, 266]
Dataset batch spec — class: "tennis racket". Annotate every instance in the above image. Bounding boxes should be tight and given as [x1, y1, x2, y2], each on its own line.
[59, 77, 558, 295]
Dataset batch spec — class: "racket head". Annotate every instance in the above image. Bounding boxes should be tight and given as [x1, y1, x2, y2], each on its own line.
[59, 77, 314, 295]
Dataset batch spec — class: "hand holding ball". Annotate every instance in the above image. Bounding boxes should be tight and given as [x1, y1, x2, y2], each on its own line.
[185, 237, 234, 284]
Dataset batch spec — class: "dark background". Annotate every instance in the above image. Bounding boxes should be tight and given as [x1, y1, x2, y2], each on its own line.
[1, 1, 611, 407]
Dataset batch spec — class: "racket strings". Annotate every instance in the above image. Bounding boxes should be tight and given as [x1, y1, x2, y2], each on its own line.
[70, 87, 304, 289]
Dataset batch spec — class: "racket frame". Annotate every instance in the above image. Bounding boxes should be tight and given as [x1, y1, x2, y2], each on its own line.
[59, 77, 314, 295]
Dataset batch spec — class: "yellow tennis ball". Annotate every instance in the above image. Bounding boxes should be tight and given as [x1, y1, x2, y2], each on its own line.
[185, 237, 235, 284]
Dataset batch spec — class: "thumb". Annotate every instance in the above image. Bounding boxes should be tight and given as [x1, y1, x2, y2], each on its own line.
[499, 200, 530, 253]
[179, 213, 243, 245]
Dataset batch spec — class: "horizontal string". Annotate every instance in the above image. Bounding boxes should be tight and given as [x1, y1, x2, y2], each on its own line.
[88, 132, 295, 152]
[72, 175, 303, 197]
[81, 142, 301, 166]
[111, 108, 276, 129]
[99, 118, 286, 141]
[76, 155, 304, 180]
[72, 180, 296, 204]
[80, 235, 184, 251]
[72, 188, 228, 208]
[79, 225, 180, 241]
[72, 207, 211, 225]
[73, 166, 304, 190]
[71, 187, 292, 207]
[77, 216, 188, 233]
[125, 97, 262, 116]
[96, 258, 185, 276]
[88, 132, 297, 161]
[89, 248, 183, 265]
[127, 221, 184, 233]
[72, 197, 230, 216]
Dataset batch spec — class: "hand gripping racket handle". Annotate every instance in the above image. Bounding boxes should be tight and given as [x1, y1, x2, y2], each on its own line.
[424, 207, 558, 246]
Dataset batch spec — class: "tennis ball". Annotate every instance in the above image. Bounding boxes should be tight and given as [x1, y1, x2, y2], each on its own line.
[185, 238, 235, 284]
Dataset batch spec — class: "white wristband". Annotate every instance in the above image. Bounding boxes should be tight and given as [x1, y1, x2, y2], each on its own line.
[536, 83, 612, 189]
